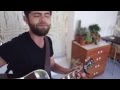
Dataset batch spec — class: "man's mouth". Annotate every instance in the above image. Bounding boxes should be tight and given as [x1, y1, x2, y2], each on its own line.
[37, 24, 47, 27]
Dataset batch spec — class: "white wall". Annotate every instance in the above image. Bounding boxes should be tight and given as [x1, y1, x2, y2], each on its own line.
[66, 11, 75, 62]
[66, 11, 118, 63]
[73, 11, 118, 37]
[114, 12, 120, 36]
[48, 11, 69, 58]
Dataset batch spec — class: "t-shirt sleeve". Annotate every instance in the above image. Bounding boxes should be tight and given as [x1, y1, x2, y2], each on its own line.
[0, 41, 13, 63]
[47, 36, 54, 57]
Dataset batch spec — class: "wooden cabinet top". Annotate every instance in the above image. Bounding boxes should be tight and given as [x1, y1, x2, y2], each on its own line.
[73, 40, 111, 50]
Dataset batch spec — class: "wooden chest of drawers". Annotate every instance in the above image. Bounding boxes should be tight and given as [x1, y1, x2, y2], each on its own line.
[71, 40, 111, 78]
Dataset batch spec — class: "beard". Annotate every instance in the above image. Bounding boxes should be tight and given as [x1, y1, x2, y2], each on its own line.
[28, 22, 51, 37]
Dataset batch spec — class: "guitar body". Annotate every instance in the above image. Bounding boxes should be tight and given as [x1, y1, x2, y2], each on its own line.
[18, 69, 50, 79]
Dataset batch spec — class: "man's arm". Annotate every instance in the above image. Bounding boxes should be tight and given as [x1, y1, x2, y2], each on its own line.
[50, 56, 72, 74]
[0, 57, 7, 68]
[50, 56, 87, 79]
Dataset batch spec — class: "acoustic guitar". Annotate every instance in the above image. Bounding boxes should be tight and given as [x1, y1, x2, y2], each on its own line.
[18, 58, 94, 79]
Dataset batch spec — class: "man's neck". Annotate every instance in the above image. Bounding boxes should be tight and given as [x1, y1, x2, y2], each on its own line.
[29, 31, 45, 48]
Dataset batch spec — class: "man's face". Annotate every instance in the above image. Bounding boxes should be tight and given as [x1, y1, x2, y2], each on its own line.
[26, 11, 51, 36]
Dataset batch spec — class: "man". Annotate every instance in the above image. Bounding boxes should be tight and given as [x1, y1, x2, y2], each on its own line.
[0, 11, 86, 79]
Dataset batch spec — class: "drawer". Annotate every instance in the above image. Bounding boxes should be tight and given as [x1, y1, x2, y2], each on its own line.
[87, 68, 105, 78]
[87, 48, 100, 56]
[99, 45, 111, 54]
[89, 53, 109, 63]
[79, 53, 109, 64]
[86, 61, 106, 78]
[72, 42, 87, 59]
[90, 61, 106, 72]
[87, 45, 111, 56]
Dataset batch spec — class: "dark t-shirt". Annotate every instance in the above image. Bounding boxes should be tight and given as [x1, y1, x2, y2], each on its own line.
[0, 32, 54, 78]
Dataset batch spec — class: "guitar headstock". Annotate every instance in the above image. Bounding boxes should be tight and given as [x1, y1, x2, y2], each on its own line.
[83, 58, 94, 75]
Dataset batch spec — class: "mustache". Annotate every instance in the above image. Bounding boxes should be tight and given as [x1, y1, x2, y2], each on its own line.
[36, 23, 51, 27]
[37, 21, 48, 25]
[36, 23, 48, 26]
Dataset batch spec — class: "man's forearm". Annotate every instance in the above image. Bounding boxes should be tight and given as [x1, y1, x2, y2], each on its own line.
[51, 63, 72, 74]
[0, 57, 7, 68]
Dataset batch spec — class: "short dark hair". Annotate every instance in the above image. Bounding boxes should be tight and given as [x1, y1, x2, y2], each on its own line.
[24, 11, 52, 17]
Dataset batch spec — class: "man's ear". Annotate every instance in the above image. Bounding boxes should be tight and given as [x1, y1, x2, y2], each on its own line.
[23, 16, 28, 24]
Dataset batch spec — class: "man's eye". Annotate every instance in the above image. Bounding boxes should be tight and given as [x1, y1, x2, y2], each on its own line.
[45, 13, 50, 15]
[32, 14, 50, 18]
[45, 14, 50, 18]
[33, 14, 40, 17]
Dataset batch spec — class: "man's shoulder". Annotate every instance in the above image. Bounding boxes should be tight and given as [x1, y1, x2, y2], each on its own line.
[11, 32, 28, 41]
[46, 36, 51, 40]
[1, 32, 28, 47]
[46, 36, 52, 43]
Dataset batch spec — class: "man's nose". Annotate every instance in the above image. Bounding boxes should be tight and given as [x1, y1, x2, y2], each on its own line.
[39, 15, 46, 22]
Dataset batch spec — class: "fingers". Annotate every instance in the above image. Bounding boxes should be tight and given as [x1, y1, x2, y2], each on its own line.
[62, 70, 87, 79]
[81, 72, 86, 77]
[71, 65, 83, 72]
[72, 70, 86, 79]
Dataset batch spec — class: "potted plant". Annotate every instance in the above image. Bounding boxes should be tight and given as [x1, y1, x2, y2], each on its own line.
[89, 24, 101, 33]
[85, 31, 93, 44]
[79, 27, 87, 45]
[89, 24, 101, 44]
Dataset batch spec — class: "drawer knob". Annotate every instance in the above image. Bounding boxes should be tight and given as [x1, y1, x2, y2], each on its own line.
[98, 51, 100, 54]
[93, 73, 96, 75]
[99, 57, 101, 60]
[96, 72, 98, 74]
[96, 58, 99, 61]
[98, 64, 100, 67]
[95, 65, 97, 68]
[85, 59, 88, 62]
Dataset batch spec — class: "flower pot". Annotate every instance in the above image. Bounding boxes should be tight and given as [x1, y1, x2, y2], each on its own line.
[75, 35, 81, 42]
[75, 35, 84, 42]
[80, 40, 86, 45]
